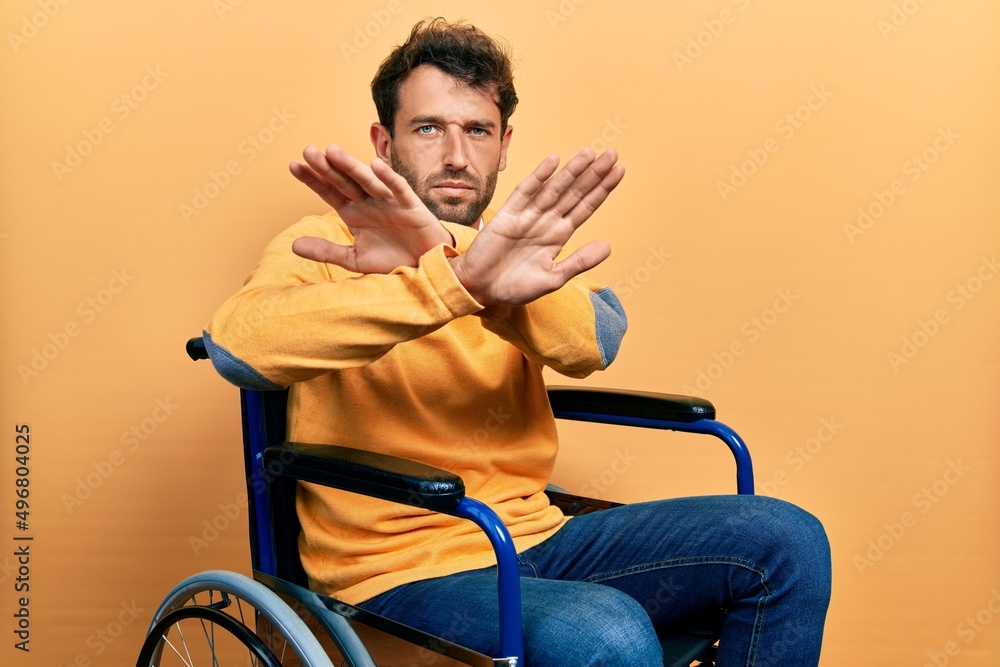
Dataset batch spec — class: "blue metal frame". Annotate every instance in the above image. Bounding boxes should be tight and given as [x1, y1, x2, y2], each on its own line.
[449, 497, 524, 665]
[550, 410, 755, 495]
[243, 390, 279, 577]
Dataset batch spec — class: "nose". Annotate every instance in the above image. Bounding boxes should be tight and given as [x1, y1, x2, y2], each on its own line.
[441, 129, 469, 171]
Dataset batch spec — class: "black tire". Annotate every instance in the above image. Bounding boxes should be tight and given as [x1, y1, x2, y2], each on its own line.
[136, 603, 283, 666]
[138, 570, 336, 666]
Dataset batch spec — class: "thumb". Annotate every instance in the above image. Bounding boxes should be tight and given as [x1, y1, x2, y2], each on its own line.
[292, 236, 354, 269]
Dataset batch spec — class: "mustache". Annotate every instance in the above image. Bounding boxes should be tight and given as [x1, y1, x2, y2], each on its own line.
[428, 171, 480, 188]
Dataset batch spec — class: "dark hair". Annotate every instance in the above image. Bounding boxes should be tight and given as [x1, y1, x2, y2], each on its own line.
[371, 18, 518, 137]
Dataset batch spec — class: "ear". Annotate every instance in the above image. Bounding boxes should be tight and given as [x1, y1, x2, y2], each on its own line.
[370, 123, 392, 164]
[498, 124, 513, 171]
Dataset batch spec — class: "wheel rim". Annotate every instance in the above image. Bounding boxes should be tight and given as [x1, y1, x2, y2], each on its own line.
[138, 588, 295, 666]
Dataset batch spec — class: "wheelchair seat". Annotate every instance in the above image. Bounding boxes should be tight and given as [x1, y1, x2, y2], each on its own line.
[135, 337, 754, 667]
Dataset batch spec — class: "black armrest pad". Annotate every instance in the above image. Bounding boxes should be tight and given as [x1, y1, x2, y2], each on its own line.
[262, 442, 465, 511]
[547, 386, 715, 423]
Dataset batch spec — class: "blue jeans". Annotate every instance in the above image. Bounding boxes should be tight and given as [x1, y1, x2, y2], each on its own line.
[359, 495, 831, 666]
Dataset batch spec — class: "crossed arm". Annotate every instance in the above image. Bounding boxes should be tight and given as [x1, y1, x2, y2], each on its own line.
[288, 144, 626, 306]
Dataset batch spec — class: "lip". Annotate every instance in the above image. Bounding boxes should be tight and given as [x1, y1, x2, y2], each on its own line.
[433, 183, 474, 196]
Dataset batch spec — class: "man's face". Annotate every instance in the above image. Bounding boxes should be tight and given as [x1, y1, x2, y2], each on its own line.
[372, 64, 512, 225]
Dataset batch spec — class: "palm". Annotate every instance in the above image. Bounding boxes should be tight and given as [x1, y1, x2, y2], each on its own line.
[452, 149, 624, 306]
[289, 145, 449, 274]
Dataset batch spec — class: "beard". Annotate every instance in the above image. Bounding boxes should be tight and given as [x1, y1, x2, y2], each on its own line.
[391, 150, 499, 226]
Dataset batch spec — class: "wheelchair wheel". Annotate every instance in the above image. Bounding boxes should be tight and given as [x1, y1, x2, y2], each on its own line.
[137, 570, 336, 667]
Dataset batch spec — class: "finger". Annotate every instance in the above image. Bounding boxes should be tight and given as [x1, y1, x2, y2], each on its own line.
[550, 239, 612, 284]
[556, 148, 618, 205]
[370, 157, 424, 208]
[289, 159, 348, 210]
[522, 148, 600, 216]
[298, 145, 371, 202]
[549, 149, 620, 220]
[291, 236, 355, 271]
[564, 162, 626, 227]
[323, 145, 394, 201]
[504, 153, 562, 212]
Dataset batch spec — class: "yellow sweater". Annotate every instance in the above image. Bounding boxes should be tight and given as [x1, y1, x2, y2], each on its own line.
[204, 211, 627, 604]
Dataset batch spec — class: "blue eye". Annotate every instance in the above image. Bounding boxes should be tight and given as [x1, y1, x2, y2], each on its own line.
[418, 125, 435, 134]
[470, 128, 487, 136]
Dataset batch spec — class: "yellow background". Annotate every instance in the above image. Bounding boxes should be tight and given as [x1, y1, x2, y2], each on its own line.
[2, 0, 998, 664]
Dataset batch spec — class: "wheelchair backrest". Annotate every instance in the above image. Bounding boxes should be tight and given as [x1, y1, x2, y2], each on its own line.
[240, 387, 309, 585]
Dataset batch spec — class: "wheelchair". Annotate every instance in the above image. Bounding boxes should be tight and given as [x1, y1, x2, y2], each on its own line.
[135, 337, 754, 667]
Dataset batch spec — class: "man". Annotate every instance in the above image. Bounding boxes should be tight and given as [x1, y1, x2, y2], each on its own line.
[205, 19, 831, 666]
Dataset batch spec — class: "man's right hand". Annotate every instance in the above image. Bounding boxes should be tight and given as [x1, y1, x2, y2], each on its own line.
[449, 148, 625, 307]
[289, 144, 452, 274]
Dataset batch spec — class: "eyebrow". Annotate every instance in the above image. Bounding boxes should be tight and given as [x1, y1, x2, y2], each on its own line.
[408, 115, 497, 129]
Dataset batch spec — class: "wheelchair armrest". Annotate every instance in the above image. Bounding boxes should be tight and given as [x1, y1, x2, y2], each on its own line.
[264, 441, 523, 661]
[548, 386, 754, 495]
[262, 442, 466, 512]
[547, 386, 715, 423]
